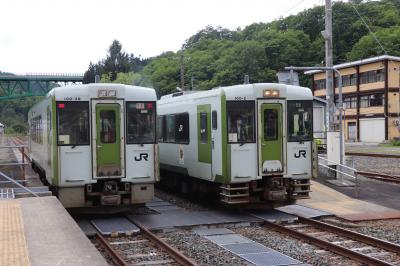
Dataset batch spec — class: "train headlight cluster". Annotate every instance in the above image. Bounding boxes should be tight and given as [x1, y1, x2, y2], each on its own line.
[263, 89, 280, 97]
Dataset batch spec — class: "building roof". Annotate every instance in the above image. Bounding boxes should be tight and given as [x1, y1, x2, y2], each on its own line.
[305, 55, 400, 75]
[313, 96, 327, 104]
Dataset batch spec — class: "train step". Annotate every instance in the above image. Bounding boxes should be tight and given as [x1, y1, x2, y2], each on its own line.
[220, 184, 250, 204]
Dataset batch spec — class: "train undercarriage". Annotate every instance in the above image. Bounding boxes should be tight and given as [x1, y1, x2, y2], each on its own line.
[159, 170, 311, 208]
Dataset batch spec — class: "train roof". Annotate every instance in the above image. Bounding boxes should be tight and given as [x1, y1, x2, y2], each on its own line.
[47, 83, 156, 100]
[159, 83, 312, 103]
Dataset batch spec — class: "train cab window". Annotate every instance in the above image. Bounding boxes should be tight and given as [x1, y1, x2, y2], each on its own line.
[126, 102, 156, 144]
[200, 112, 208, 143]
[100, 110, 116, 143]
[227, 101, 255, 143]
[56, 101, 89, 146]
[166, 115, 175, 142]
[287, 100, 313, 142]
[264, 109, 278, 140]
[175, 113, 189, 143]
[212, 111, 217, 130]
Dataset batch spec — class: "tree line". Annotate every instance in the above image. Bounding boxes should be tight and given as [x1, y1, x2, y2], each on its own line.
[83, 0, 400, 96]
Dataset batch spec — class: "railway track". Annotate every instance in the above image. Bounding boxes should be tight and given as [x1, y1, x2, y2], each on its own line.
[259, 216, 400, 266]
[356, 170, 400, 184]
[346, 152, 400, 159]
[94, 219, 197, 266]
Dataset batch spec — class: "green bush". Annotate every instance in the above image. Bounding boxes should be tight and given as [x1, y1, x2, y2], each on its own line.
[390, 139, 400, 146]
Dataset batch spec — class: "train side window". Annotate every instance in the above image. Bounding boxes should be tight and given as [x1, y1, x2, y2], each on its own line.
[157, 116, 165, 142]
[264, 109, 278, 140]
[212, 110, 217, 130]
[200, 112, 208, 143]
[166, 115, 175, 142]
[227, 101, 255, 143]
[175, 113, 189, 144]
[126, 102, 156, 144]
[100, 110, 116, 143]
[56, 101, 89, 146]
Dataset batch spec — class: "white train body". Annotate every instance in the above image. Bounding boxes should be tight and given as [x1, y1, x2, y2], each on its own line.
[158, 83, 313, 205]
[28, 84, 158, 208]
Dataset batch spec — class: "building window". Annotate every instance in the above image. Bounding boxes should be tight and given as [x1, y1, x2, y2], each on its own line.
[360, 69, 385, 84]
[342, 96, 357, 109]
[359, 93, 384, 108]
[339, 74, 357, 87]
[314, 79, 325, 90]
[370, 94, 384, 106]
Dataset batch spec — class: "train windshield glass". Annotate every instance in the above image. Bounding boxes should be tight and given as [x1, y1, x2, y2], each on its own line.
[126, 102, 156, 144]
[287, 100, 313, 142]
[56, 101, 89, 145]
[227, 101, 255, 143]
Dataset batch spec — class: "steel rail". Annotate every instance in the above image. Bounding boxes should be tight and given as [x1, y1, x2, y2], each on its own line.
[356, 171, 400, 183]
[299, 217, 400, 254]
[346, 152, 400, 159]
[261, 219, 393, 266]
[129, 219, 197, 266]
[95, 232, 129, 266]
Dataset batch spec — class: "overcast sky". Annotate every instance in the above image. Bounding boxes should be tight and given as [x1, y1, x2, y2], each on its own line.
[1, 0, 327, 74]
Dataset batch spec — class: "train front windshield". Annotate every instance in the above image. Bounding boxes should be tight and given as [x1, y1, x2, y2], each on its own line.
[56, 102, 90, 145]
[126, 102, 156, 144]
[287, 100, 313, 142]
[227, 101, 255, 143]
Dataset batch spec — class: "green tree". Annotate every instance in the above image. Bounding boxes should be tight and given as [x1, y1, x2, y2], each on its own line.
[347, 26, 400, 60]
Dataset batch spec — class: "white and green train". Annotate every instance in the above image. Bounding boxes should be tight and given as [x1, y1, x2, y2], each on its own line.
[28, 84, 158, 208]
[157, 83, 313, 206]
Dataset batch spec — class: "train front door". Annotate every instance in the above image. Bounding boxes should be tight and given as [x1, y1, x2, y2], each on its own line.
[258, 100, 284, 176]
[92, 101, 124, 178]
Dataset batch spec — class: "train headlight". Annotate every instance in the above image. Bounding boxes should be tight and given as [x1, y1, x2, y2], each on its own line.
[263, 89, 280, 97]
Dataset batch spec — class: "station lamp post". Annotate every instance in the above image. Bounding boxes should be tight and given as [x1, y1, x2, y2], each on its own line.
[285, 66, 344, 182]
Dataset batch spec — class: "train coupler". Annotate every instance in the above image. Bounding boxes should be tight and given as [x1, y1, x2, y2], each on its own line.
[219, 183, 250, 204]
[288, 178, 311, 199]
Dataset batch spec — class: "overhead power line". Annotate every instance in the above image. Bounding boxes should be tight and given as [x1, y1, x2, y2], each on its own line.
[350, 2, 388, 55]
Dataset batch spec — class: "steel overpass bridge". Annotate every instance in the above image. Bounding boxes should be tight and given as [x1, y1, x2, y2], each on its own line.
[0, 73, 84, 100]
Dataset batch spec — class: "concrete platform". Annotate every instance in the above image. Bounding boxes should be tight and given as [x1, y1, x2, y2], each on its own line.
[298, 180, 400, 221]
[0, 196, 107, 266]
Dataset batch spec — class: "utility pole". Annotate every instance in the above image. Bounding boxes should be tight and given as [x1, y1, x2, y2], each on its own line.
[324, 0, 334, 131]
[180, 50, 185, 90]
